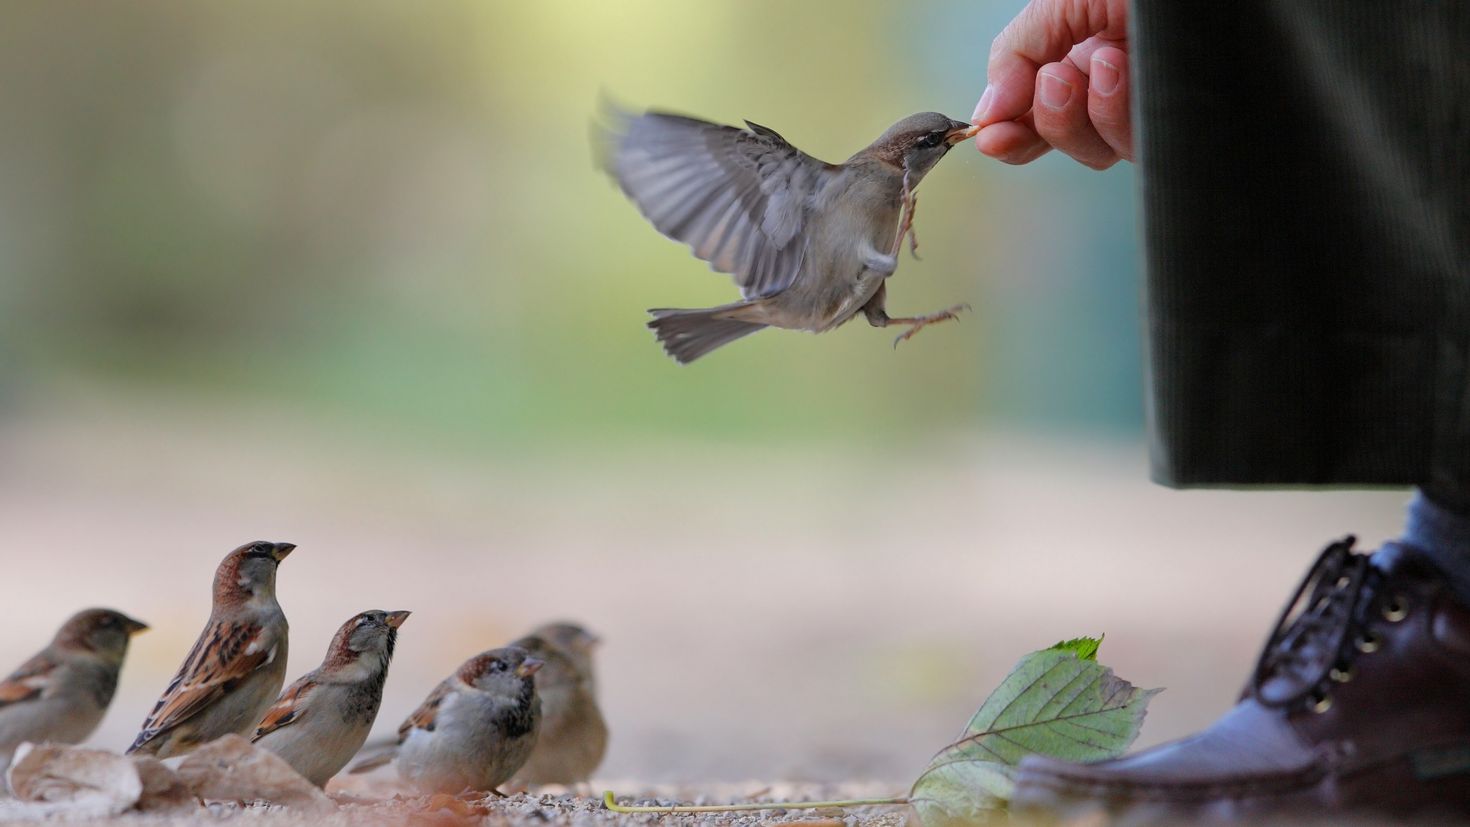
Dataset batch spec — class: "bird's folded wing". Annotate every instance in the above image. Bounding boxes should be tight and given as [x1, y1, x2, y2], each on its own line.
[396, 677, 454, 742]
[251, 673, 315, 740]
[131, 621, 277, 749]
[601, 110, 834, 299]
[0, 652, 59, 707]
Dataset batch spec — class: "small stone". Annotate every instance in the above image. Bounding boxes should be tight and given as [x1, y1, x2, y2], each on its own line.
[131, 755, 200, 813]
[175, 734, 334, 813]
[5, 742, 142, 816]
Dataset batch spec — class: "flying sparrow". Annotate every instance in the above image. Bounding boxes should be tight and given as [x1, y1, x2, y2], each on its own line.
[509, 622, 606, 787]
[252, 609, 410, 787]
[127, 540, 295, 758]
[600, 108, 979, 363]
[0, 609, 148, 776]
[388, 646, 543, 795]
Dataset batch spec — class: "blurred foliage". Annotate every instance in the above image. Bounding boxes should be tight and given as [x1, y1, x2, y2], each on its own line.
[0, 1, 1142, 453]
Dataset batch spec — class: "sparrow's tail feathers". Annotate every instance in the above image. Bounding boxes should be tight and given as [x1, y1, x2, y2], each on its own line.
[647, 305, 767, 364]
[347, 746, 396, 775]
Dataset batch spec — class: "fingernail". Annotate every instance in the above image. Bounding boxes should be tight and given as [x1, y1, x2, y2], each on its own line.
[1092, 56, 1120, 96]
[973, 85, 994, 122]
[1038, 72, 1073, 110]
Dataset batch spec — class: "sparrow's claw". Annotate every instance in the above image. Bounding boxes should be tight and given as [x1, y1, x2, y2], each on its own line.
[891, 303, 970, 348]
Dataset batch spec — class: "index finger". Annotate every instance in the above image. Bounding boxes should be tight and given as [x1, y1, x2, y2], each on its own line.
[975, 0, 1129, 127]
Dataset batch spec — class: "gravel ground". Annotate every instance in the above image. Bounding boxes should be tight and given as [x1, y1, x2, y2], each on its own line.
[2, 786, 1429, 827]
[0, 783, 916, 827]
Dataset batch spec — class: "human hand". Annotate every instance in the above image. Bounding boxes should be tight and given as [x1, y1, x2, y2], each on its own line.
[971, 0, 1133, 169]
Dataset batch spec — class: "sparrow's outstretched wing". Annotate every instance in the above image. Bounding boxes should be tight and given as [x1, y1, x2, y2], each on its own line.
[599, 110, 834, 299]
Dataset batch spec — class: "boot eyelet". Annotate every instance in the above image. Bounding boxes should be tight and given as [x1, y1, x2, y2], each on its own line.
[1308, 691, 1333, 714]
[1329, 664, 1354, 683]
[1381, 595, 1409, 622]
[1354, 631, 1382, 653]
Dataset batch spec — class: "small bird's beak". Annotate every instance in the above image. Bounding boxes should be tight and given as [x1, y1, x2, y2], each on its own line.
[516, 657, 544, 678]
[385, 610, 411, 629]
[270, 542, 296, 562]
[945, 122, 981, 145]
[125, 618, 150, 635]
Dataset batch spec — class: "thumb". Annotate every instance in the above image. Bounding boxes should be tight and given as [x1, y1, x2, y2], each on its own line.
[975, 0, 1130, 126]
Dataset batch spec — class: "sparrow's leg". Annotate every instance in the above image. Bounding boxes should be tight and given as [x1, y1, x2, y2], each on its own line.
[891, 168, 921, 260]
[888, 303, 970, 346]
[903, 194, 921, 260]
[862, 283, 969, 347]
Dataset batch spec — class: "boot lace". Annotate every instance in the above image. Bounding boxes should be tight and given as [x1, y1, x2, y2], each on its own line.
[1249, 536, 1391, 712]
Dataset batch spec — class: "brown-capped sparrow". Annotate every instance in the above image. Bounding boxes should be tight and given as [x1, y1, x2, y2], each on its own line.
[508, 622, 606, 787]
[388, 646, 543, 795]
[252, 609, 410, 787]
[601, 109, 978, 363]
[127, 540, 295, 758]
[0, 609, 148, 776]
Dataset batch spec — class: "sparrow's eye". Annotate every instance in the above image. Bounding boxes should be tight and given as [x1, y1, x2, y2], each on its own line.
[916, 131, 945, 149]
[489, 659, 506, 673]
[249, 542, 272, 556]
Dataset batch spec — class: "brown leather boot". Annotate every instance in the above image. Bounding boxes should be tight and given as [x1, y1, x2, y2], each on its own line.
[1012, 538, 1470, 823]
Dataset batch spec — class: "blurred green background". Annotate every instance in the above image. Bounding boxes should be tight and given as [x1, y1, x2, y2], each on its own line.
[0, 0, 1143, 452]
[0, 1, 1411, 785]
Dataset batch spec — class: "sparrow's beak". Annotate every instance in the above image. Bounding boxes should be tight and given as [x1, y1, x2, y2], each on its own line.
[125, 618, 150, 635]
[385, 610, 411, 629]
[270, 542, 296, 562]
[945, 122, 981, 145]
[516, 657, 544, 678]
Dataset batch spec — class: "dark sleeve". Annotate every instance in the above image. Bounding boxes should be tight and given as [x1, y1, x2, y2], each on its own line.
[1133, 1, 1470, 488]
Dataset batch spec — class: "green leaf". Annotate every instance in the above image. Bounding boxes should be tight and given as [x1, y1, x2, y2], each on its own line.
[1047, 635, 1102, 661]
[908, 639, 1160, 827]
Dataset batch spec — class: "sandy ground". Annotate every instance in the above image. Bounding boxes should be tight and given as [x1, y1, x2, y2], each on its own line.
[1, 780, 913, 827]
[0, 391, 1413, 821]
[0, 783, 1429, 827]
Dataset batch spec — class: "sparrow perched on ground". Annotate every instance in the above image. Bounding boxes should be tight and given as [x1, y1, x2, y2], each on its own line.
[127, 540, 295, 758]
[509, 622, 606, 787]
[0, 609, 148, 775]
[252, 609, 410, 787]
[600, 108, 979, 363]
[374, 646, 542, 795]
